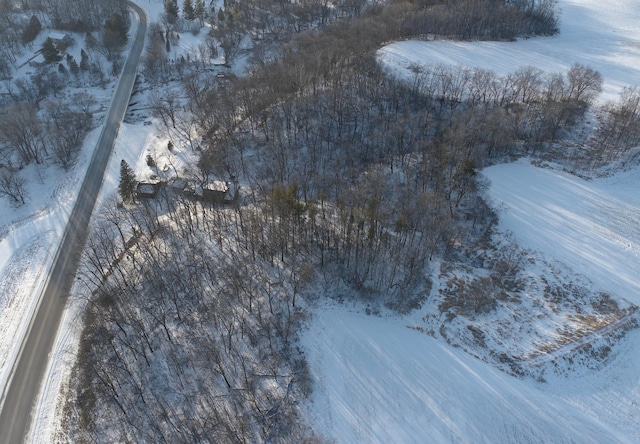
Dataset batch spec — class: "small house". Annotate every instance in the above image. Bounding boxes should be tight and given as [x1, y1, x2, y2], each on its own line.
[48, 32, 68, 48]
[28, 54, 45, 68]
[201, 180, 228, 204]
[170, 178, 195, 197]
[136, 181, 161, 198]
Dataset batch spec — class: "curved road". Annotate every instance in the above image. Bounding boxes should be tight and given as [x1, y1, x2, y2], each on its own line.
[0, 4, 146, 442]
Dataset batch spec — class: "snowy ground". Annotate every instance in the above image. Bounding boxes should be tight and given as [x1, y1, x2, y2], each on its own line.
[378, 0, 640, 103]
[303, 304, 628, 443]
[483, 160, 640, 440]
[302, 1, 640, 442]
[484, 160, 640, 305]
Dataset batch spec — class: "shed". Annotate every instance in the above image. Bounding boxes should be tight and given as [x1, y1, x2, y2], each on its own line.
[29, 54, 45, 67]
[201, 180, 228, 204]
[49, 32, 65, 41]
[136, 182, 161, 198]
[171, 178, 195, 197]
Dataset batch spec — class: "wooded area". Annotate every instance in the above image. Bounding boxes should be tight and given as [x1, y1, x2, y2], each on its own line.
[1, 0, 636, 441]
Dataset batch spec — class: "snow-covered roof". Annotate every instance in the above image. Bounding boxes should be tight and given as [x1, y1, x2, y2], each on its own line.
[204, 181, 228, 192]
[29, 54, 46, 66]
[48, 32, 67, 41]
[137, 183, 156, 195]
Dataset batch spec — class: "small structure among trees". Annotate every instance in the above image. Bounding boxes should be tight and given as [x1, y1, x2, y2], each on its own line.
[200, 180, 228, 204]
[136, 182, 161, 198]
[47, 32, 68, 47]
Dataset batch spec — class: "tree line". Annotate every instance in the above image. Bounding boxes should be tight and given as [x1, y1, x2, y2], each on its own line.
[160, 9, 602, 304]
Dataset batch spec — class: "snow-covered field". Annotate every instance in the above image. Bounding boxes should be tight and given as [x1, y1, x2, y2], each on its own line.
[378, 0, 640, 103]
[303, 304, 630, 443]
[301, 0, 640, 443]
[484, 160, 640, 305]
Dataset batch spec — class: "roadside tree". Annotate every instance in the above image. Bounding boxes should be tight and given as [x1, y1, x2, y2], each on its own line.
[119, 159, 137, 204]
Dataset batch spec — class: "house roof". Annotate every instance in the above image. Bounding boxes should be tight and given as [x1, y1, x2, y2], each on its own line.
[29, 54, 46, 65]
[137, 183, 156, 195]
[48, 32, 67, 41]
[204, 181, 228, 192]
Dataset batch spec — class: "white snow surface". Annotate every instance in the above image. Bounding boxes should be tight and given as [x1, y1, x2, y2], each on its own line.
[378, 0, 640, 103]
[303, 305, 628, 444]
[483, 160, 640, 306]
[483, 160, 640, 439]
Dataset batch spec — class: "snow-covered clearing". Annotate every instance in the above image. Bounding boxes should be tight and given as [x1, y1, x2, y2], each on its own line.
[484, 160, 640, 305]
[303, 304, 627, 443]
[378, 0, 640, 103]
[482, 160, 640, 439]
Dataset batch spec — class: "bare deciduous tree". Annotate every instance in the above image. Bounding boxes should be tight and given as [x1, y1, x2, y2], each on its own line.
[0, 168, 28, 205]
[0, 102, 47, 165]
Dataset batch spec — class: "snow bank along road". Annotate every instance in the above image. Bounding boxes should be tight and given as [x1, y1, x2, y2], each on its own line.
[0, 3, 147, 442]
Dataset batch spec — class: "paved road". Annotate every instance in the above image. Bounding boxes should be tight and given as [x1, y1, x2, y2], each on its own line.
[0, 4, 146, 442]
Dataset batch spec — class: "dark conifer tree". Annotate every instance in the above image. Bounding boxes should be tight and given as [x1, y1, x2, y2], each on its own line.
[41, 38, 62, 64]
[22, 15, 42, 44]
[165, 0, 179, 24]
[183, 0, 195, 20]
[119, 159, 137, 203]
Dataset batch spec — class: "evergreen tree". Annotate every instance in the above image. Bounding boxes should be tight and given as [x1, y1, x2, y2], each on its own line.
[165, 0, 179, 24]
[103, 13, 129, 50]
[67, 54, 79, 75]
[41, 38, 62, 64]
[0, 58, 9, 78]
[80, 49, 90, 71]
[85, 32, 97, 49]
[194, 0, 206, 22]
[22, 15, 42, 44]
[119, 159, 137, 203]
[183, 0, 195, 20]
